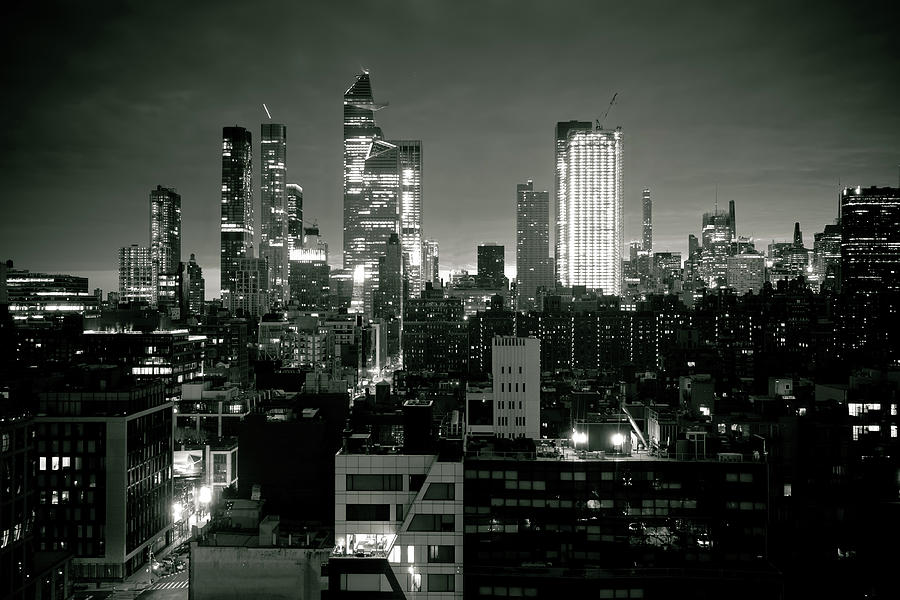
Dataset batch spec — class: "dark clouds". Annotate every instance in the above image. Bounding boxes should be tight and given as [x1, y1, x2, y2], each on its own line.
[1, 0, 898, 295]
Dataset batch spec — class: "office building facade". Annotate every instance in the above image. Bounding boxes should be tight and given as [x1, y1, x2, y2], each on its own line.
[395, 140, 424, 298]
[286, 183, 304, 255]
[642, 188, 652, 252]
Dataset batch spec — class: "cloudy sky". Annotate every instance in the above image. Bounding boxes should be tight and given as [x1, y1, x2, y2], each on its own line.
[1, 0, 898, 296]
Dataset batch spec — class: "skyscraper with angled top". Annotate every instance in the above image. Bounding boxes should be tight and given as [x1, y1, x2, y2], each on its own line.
[555, 123, 624, 294]
[220, 126, 253, 305]
[343, 72, 400, 316]
[260, 123, 288, 305]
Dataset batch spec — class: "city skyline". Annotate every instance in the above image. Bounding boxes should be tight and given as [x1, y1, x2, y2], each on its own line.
[1, 1, 899, 296]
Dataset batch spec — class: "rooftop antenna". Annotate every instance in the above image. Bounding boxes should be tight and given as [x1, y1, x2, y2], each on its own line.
[596, 92, 618, 129]
[262, 103, 271, 120]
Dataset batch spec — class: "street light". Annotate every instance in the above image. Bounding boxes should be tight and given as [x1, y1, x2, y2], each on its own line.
[611, 433, 625, 449]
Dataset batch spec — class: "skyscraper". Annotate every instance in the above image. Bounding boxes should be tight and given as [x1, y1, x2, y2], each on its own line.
[477, 243, 506, 289]
[516, 180, 552, 311]
[286, 183, 303, 255]
[642, 188, 652, 252]
[840, 186, 900, 364]
[261, 123, 288, 305]
[424, 239, 439, 287]
[221, 126, 253, 306]
[555, 124, 624, 294]
[394, 140, 424, 298]
[554, 120, 592, 286]
[342, 72, 400, 317]
[149, 185, 181, 306]
[118, 244, 152, 304]
[186, 253, 205, 315]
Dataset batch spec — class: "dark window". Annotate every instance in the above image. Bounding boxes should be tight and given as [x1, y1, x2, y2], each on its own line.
[347, 474, 403, 491]
[345, 504, 390, 521]
[408, 514, 455, 532]
[409, 474, 427, 492]
[428, 545, 455, 563]
[396, 504, 404, 521]
[428, 574, 455, 592]
[423, 483, 455, 500]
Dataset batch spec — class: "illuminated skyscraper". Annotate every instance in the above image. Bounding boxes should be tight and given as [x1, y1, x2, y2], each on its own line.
[149, 185, 181, 306]
[642, 188, 652, 252]
[221, 126, 254, 305]
[516, 180, 552, 310]
[261, 123, 288, 305]
[343, 72, 400, 316]
[118, 244, 152, 304]
[394, 140, 424, 297]
[286, 183, 303, 254]
[555, 124, 624, 294]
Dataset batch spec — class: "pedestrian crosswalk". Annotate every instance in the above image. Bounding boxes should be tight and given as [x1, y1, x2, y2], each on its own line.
[150, 580, 189, 590]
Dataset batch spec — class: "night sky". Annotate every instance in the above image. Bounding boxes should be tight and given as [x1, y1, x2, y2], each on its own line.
[1, 0, 898, 297]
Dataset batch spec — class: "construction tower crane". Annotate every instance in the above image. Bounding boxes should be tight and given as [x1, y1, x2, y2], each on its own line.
[596, 92, 618, 129]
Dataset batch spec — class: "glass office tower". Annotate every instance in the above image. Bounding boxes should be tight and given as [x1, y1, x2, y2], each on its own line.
[220, 126, 254, 305]
[261, 123, 288, 305]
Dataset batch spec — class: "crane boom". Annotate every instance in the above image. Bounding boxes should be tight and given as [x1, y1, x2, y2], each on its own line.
[597, 92, 618, 129]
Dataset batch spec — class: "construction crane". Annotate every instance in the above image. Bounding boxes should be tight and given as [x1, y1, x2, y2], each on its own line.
[262, 103, 272, 120]
[596, 92, 618, 129]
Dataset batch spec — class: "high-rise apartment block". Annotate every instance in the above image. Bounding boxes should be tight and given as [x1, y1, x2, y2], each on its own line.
[642, 188, 652, 252]
[726, 252, 766, 295]
[260, 123, 288, 304]
[230, 257, 270, 318]
[555, 123, 623, 294]
[476, 243, 505, 289]
[149, 185, 181, 306]
[220, 126, 254, 306]
[118, 244, 152, 304]
[516, 180, 552, 311]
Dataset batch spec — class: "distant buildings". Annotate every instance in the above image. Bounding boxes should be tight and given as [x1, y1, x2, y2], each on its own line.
[220, 126, 254, 307]
[555, 123, 623, 294]
[423, 239, 439, 287]
[118, 244, 152, 304]
[260, 123, 288, 305]
[4, 266, 98, 324]
[516, 180, 552, 311]
[230, 257, 270, 318]
[726, 252, 766, 295]
[476, 243, 505, 290]
[286, 183, 304, 255]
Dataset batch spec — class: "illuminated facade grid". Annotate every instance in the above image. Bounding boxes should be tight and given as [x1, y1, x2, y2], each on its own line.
[118, 244, 152, 304]
[557, 126, 623, 294]
[220, 126, 254, 305]
[642, 188, 652, 252]
[286, 183, 303, 255]
[554, 121, 592, 287]
[260, 123, 288, 305]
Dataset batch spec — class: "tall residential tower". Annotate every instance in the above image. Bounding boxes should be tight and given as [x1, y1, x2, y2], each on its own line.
[555, 123, 624, 294]
[516, 180, 552, 310]
[642, 188, 652, 252]
[260, 123, 288, 305]
[395, 140, 424, 298]
[220, 126, 254, 305]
